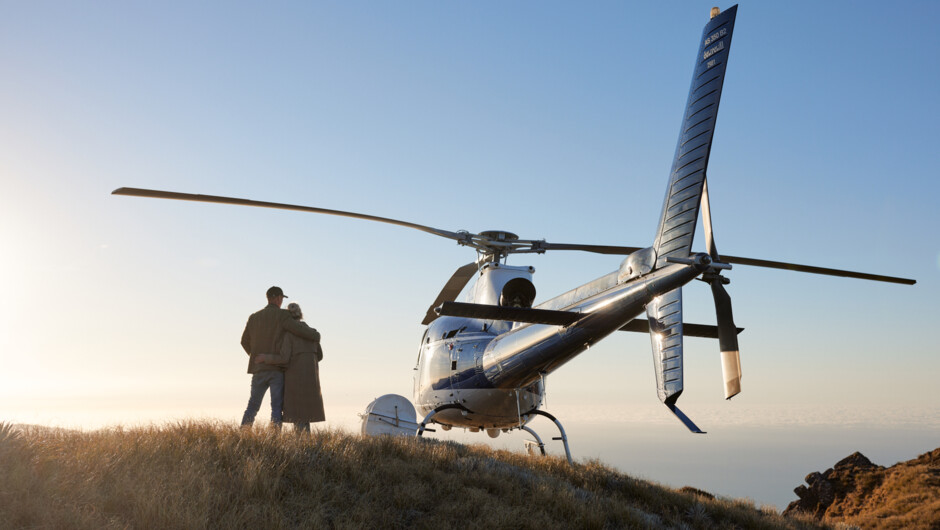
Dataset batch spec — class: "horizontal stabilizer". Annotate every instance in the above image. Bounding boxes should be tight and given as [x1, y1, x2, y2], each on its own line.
[619, 319, 742, 339]
[435, 302, 580, 326]
[666, 403, 706, 434]
[436, 302, 742, 339]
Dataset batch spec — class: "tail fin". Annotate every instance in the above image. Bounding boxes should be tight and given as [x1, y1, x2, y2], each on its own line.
[652, 5, 737, 267]
[648, 6, 738, 431]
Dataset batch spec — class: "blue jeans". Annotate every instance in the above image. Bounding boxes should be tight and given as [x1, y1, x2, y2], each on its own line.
[241, 371, 285, 426]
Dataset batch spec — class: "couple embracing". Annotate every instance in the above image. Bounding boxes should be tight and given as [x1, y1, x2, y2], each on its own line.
[240, 286, 325, 433]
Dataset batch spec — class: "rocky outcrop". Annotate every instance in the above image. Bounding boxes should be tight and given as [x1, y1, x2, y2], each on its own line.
[784, 452, 884, 518]
[784, 448, 940, 528]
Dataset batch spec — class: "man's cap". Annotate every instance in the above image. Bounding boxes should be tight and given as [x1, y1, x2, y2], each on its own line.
[266, 286, 288, 299]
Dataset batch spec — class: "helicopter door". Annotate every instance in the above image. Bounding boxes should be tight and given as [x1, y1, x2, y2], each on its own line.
[449, 337, 488, 390]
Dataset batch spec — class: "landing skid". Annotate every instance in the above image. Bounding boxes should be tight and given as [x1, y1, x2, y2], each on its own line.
[416, 404, 573, 465]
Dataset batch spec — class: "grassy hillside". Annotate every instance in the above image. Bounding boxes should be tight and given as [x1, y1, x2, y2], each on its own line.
[0, 421, 821, 529]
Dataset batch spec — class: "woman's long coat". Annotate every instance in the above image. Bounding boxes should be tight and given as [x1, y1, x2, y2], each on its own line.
[276, 322, 325, 423]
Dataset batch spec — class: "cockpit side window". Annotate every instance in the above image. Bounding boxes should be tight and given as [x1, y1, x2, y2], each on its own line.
[443, 326, 466, 340]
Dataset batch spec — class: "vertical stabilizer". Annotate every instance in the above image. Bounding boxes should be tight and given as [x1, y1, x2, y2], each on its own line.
[647, 6, 737, 431]
[648, 289, 684, 404]
[652, 5, 737, 267]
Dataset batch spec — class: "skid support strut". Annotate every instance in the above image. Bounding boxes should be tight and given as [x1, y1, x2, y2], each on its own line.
[520, 425, 545, 456]
[523, 409, 572, 464]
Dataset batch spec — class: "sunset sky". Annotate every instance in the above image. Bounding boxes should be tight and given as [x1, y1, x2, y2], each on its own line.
[2, 1, 938, 509]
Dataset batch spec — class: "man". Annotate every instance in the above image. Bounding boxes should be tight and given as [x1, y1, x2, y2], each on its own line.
[240, 286, 320, 429]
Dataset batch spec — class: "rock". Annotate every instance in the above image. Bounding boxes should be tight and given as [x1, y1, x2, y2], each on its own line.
[783, 451, 882, 519]
[833, 451, 875, 471]
[784, 447, 940, 527]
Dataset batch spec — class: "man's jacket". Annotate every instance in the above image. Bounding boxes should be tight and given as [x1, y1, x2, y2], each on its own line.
[241, 303, 320, 374]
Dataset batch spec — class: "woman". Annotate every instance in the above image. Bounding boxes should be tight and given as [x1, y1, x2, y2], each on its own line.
[257, 302, 325, 432]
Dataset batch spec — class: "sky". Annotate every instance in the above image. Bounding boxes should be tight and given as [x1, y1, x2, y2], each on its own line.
[2, 1, 938, 510]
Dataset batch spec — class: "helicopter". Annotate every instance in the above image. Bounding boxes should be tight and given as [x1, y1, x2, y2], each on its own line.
[112, 5, 914, 460]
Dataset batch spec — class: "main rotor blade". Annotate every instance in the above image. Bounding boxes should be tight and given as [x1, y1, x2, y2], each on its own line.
[421, 263, 479, 326]
[112, 187, 464, 241]
[113, 189, 916, 286]
[719, 254, 916, 285]
[537, 242, 643, 255]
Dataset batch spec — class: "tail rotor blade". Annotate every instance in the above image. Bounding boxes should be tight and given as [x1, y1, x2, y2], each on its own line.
[701, 178, 720, 261]
[710, 278, 741, 399]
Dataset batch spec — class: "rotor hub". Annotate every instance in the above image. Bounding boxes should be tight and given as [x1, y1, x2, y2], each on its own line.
[479, 230, 519, 242]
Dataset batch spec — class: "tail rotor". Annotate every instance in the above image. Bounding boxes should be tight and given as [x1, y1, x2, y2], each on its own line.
[701, 178, 741, 399]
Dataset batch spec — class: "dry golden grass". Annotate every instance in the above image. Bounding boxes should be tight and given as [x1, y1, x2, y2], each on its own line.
[826, 449, 940, 530]
[0, 421, 824, 529]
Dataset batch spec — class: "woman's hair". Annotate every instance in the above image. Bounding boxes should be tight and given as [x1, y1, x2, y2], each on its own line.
[287, 302, 303, 320]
